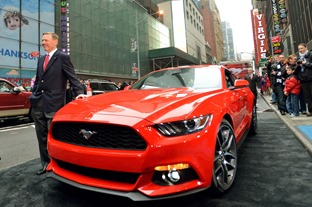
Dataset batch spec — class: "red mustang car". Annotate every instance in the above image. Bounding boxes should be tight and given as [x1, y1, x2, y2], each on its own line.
[47, 65, 257, 201]
[0, 78, 32, 121]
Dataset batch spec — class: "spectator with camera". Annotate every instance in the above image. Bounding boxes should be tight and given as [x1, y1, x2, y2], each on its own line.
[268, 54, 287, 115]
[296, 43, 312, 117]
[286, 54, 307, 115]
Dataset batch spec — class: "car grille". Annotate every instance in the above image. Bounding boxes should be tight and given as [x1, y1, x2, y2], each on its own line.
[55, 159, 140, 184]
[52, 122, 147, 150]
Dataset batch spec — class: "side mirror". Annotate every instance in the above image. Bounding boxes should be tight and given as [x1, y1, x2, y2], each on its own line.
[234, 79, 249, 88]
[123, 85, 131, 90]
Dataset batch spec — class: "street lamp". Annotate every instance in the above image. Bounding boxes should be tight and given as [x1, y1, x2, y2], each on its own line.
[133, 0, 163, 79]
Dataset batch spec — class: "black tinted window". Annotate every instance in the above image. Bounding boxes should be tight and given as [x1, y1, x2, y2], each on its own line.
[90, 82, 99, 90]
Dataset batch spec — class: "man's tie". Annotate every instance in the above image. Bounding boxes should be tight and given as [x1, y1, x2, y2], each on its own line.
[250, 74, 253, 80]
[43, 54, 50, 72]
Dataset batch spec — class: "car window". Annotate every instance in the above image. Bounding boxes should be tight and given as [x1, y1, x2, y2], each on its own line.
[106, 83, 119, 90]
[225, 70, 235, 88]
[98, 83, 105, 90]
[90, 82, 99, 90]
[0, 81, 13, 92]
[132, 67, 222, 90]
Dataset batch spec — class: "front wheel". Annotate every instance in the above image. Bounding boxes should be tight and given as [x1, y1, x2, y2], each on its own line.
[210, 119, 237, 195]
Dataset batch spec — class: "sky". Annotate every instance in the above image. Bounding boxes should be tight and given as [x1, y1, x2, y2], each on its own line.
[215, 0, 254, 56]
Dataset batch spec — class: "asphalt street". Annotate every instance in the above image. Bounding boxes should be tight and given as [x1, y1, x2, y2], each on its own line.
[0, 95, 312, 207]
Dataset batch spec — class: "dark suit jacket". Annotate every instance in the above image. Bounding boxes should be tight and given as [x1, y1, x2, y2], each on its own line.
[30, 50, 83, 113]
[244, 73, 258, 97]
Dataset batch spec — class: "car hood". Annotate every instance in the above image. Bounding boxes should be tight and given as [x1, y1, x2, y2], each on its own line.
[55, 88, 222, 124]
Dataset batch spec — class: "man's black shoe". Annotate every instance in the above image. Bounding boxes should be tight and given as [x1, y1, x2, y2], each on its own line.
[36, 164, 48, 175]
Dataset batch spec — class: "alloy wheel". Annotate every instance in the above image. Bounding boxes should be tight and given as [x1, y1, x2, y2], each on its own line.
[213, 120, 237, 192]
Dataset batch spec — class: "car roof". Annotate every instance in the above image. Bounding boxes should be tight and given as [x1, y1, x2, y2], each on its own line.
[0, 78, 16, 86]
[88, 79, 114, 83]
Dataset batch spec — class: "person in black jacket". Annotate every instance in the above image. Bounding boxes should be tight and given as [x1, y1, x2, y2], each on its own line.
[268, 54, 287, 115]
[296, 43, 312, 116]
[30, 32, 84, 175]
[266, 55, 279, 104]
[244, 67, 258, 104]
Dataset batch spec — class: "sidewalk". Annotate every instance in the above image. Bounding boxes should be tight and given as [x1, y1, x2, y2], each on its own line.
[261, 93, 312, 155]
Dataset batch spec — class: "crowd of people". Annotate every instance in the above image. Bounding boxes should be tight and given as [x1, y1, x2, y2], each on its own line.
[256, 43, 312, 118]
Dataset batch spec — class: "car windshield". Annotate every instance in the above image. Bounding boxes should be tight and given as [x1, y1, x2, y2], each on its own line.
[131, 67, 222, 90]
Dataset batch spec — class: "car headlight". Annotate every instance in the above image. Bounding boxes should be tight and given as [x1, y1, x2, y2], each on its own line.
[155, 115, 211, 137]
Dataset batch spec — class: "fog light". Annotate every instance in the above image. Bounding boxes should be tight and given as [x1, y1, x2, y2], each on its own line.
[152, 165, 198, 186]
[168, 169, 180, 183]
[155, 163, 189, 171]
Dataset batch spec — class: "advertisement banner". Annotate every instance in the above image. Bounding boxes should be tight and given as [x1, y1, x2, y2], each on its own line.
[252, 9, 269, 66]
[0, 0, 55, 85]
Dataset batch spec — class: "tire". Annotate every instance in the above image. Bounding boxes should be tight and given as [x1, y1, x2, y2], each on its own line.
[248, 104, 257, 135]
[210, 119, 237, 195]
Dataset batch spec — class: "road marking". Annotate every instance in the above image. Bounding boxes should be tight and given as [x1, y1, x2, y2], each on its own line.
[0, 126, 30, 132]
[0, 123, 35, 132]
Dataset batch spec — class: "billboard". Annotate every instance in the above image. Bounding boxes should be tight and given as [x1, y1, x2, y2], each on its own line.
[0, 0, 55, 86]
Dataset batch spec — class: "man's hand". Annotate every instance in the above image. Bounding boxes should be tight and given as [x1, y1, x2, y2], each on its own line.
[76, 94, 89, 99]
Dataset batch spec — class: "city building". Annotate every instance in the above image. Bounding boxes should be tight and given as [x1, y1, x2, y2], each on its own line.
[287, 0, 312, 50]
[54, 0, 170, 83]
[199, 0, 224, 63]
[152, 0, 206, 69]
[0, 0, 170, 85]
[213, 5, 224, 63]
[221, 21, 235, 61]
[252, 0, 312, 58]
[0, 0, 213, 86]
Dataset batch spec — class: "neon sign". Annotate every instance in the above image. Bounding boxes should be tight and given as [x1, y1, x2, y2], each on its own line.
[61, 0, 70, 54]
[272, 0, 281, 35]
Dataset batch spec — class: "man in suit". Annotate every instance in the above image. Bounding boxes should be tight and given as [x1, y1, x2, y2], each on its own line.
[244, 67, 258, 104]
[30, 32, 84, 175]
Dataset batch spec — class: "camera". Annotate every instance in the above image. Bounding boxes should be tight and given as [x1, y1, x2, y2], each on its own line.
[297, 60, 302, 64]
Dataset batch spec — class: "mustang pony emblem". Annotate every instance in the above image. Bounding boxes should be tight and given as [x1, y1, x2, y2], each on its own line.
[79, 129, 97, 140]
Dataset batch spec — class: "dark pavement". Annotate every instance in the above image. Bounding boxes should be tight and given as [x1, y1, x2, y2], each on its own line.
[0, 95, 312, 207]
[261, 93, 312, 155]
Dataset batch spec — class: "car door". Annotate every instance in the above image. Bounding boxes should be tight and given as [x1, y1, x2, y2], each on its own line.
[0, 80, 29, 117]
[224, 71, 249, 139]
